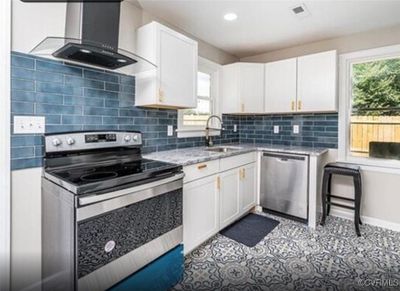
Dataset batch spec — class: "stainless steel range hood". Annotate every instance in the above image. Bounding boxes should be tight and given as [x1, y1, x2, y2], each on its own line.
[30, 1, 155, 75]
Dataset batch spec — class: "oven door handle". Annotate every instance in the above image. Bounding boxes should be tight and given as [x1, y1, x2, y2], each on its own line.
[78, 172, 184, 206]
[77, 172, 184, 221]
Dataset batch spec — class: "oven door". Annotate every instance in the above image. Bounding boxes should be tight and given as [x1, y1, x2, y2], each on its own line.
[76, 173, 184, 291]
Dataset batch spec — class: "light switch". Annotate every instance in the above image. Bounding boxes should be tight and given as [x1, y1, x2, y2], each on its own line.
[167, 125, 174, 136]
[293, 124, 300, 134]
[14, 116, 45, 134]
[273, 125, 279, 134]
[233, 124, 237, 132]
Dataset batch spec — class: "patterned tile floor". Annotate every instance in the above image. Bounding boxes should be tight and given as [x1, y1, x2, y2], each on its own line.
[174, 213, 400, 291]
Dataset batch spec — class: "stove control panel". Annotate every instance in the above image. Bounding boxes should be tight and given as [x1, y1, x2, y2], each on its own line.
[45, 132, 142, 153]
[85, 133, 117, 143]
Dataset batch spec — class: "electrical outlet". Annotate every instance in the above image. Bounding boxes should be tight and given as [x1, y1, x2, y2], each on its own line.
[273, 125, 279, 134]
[167, 125, 174, 136]
[14, 116, 45, 134]
[233, 124, 237, 132]
[293, 124, 300, 134]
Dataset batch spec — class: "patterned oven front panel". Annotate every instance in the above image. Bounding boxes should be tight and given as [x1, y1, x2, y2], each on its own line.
[77, 189, 183, 278]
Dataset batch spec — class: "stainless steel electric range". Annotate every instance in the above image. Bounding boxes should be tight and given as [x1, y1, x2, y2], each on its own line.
[41, 131, 184, 291]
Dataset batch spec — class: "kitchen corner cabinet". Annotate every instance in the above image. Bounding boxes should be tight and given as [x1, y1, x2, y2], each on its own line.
[135, 21, 198, 108]
[221, 63, 264, 114]
[219, 169, 241, 229]
[219, 163, 257, 229]
[182, 153, 257, 254]
[240, 162, 257, 213]
[264, 50, 337, 113]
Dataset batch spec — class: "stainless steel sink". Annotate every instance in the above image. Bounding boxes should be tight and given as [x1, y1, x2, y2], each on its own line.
[206, 146, 243, 153]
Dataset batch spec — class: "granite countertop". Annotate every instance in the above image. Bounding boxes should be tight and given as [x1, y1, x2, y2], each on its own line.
[144, 143, 329, 166]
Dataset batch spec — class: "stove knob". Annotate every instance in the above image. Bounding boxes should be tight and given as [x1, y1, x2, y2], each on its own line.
[132, 135, 139, 142]
[66, 137, 75, 145]
[124, 135, 131, 142]
[52, 138, 62, 147]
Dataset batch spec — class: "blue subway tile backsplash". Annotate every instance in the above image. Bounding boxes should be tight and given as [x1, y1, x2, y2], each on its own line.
[237, 114, 338, 148]
[10, 52, 338, 171]
[10, 52, 240, 170]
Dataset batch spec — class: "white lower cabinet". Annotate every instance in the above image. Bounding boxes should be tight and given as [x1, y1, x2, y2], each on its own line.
[183, 153, 257, 254]
[219, 168, 241, 229]
[240, 162, 257, 213]
[183, 174, 219, 254]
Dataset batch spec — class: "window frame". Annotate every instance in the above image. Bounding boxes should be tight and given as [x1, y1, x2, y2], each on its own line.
[177, 57, 221, 138]
[339, 44, 400, 169]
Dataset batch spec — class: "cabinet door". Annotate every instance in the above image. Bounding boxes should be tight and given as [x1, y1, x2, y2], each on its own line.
[183, 175, 219, 254]
[158, 25, 197, 108]
[240, 163, 257, 214]
[219, 169, 240, 229]
[239, 63, 264, 113]
[220, 64, 240, 114]
[264, 58, 297, 113]
[297, 50, 337, 112]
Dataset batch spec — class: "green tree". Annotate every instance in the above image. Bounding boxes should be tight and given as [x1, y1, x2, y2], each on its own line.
[352, 58, 400, 115]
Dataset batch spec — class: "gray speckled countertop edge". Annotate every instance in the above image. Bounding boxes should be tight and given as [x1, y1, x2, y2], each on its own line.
[144, 143, 330, 166]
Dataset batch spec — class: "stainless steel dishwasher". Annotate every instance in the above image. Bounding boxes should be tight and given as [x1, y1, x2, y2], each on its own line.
[260, 152, 309, 221]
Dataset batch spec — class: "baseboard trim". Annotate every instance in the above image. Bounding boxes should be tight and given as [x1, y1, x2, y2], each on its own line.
[329, 208, 400, 232]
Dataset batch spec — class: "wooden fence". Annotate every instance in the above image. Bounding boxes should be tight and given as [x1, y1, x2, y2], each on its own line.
[350, 116, 400, 156]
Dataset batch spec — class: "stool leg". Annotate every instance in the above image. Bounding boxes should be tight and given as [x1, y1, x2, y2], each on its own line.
[320, 171, 330, 226]
[326, 174, 332, 216]
[354, 174, 362, 237]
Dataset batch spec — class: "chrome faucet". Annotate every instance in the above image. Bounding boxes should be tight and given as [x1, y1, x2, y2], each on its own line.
[205, 115, 224, 147]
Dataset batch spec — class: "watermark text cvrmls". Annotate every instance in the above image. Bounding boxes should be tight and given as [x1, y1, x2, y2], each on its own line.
[358, 278, 399, 288]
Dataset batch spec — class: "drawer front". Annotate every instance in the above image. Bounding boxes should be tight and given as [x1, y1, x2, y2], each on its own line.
[183, 159, 219, 183]
[220, 152, 256, 172]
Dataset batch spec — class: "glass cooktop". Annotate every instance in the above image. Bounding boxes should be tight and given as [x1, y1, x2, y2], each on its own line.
[47, 158, 182, 194]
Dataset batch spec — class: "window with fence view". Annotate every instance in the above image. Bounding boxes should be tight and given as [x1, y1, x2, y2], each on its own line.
[350, 56, 400, 160]
[182, 72, 213, 127]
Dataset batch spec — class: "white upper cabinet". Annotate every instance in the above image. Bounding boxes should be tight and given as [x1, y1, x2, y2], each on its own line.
[265, 58, 297, 113]
[297, 50, 337, 112]
[221, 63, 264, 114]
[264, 50, 337, 113]
[135, 22, 198, 108]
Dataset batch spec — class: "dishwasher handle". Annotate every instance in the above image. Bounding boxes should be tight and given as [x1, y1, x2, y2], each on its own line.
[262, 152, 306, 161]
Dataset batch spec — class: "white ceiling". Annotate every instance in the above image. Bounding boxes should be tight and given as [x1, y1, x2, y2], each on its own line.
[137, 0, 400, 58]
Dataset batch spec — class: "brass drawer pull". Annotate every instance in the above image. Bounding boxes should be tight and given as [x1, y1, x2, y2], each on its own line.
[197, 164, 207, 170]
[217, 176, 220, 190]
[291, 100, 295, 111]
[298, 100, 302, 110]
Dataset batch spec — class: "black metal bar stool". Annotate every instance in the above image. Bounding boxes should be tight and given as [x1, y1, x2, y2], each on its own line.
[320, 162, 362, 236]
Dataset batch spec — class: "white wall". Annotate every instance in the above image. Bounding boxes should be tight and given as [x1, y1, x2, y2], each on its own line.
[11, 0, 66, 54]
[11, 0, 237, 65]
[11, 168, 42, 291]
[321, 150, 400, 231]
[241, 24, 400, 63]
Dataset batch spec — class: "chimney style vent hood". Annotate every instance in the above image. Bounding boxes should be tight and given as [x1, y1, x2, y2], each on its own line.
[30, 1, 155, 75]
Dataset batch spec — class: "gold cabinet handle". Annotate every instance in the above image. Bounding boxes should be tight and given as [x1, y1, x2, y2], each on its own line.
[197, 164, 207, 170]
[298, 100, 302, 110]
[291, 100, 295, 111]
[216, 176, 220, 190]
[158, 88, 164, 102]
[239, 168, 246, 180]
[241, 103, 245, 113]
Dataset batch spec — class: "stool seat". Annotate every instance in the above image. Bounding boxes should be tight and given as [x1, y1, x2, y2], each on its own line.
[325, 162, 360, 173]
[320, 162, 362, 236]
